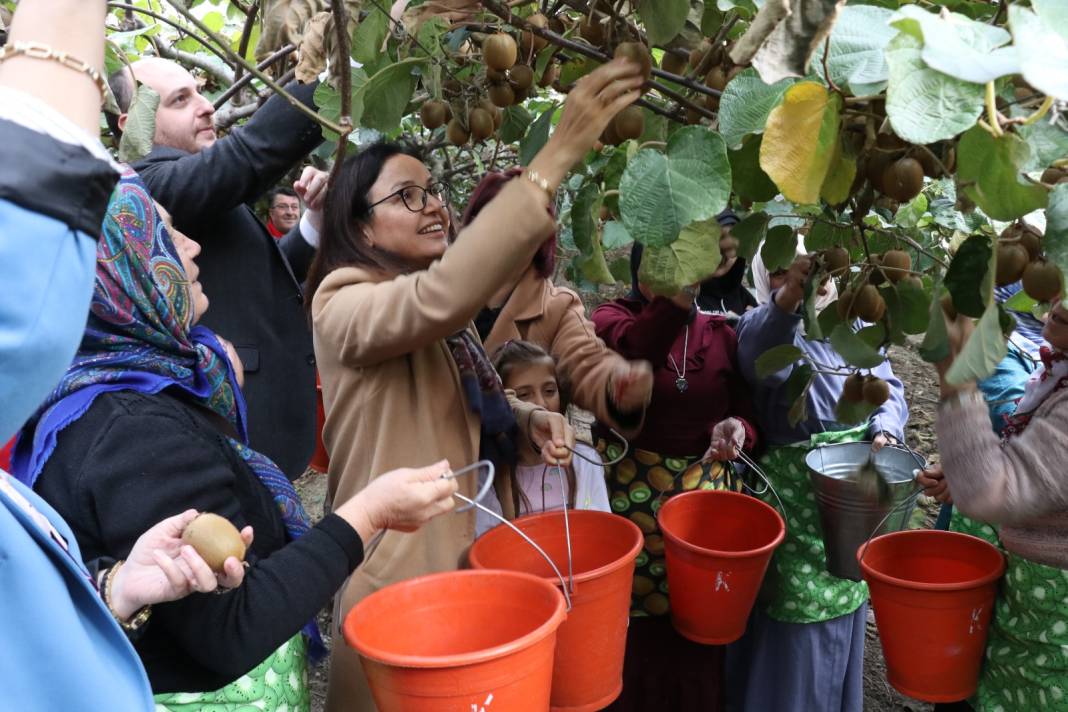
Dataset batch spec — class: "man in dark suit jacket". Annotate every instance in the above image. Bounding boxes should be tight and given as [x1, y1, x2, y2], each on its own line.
[110, 57, 322, 479]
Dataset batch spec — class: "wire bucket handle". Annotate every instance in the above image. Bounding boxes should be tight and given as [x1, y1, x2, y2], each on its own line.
[856, 489, 925, 567]
[736, 450, 789, 523]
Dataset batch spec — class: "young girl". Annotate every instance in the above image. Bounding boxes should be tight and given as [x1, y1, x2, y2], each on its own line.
[477, 340, 610, 535]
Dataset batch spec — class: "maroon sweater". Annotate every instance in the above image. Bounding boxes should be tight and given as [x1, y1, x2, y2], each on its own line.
[592, 297, 758, 457]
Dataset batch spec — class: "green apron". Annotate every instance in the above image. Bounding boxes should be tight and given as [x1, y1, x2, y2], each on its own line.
[751, 426, 870, 624]
[154, 634, 310, 712]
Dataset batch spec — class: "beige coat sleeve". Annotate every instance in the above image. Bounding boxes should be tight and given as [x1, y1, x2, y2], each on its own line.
[313, 179, 555, 367]
[550, 293, 646, 437]
[936, 388, 1068, 524]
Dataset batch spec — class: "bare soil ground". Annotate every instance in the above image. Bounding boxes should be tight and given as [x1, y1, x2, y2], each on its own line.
[294, 339, 944, 711]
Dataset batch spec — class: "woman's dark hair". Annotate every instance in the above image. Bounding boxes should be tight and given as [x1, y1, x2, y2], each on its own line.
[304, 140, 424, 313]
[461, 168, 557, 279]
[490, 339, 576, 514]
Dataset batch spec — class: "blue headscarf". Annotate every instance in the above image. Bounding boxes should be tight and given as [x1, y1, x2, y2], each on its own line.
[13, 168, 324, 659]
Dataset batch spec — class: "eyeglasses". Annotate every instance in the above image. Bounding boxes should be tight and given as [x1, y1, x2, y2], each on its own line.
[368, 182, 447, 213]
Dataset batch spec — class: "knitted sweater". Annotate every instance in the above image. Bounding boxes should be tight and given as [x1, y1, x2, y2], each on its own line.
[937, 387, 1068, 569]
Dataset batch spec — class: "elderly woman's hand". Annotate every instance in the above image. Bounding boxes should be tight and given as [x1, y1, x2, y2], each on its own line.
[609, 360, 654, 413]
[109, 509, 252, 619]
[526, 58, 645, 192]
[337, 460, 458, 541]
[704, 417, 746, 462]
[530, 409, 575, 467]
[916, 464, 953, 504]
[773, 256, 812, 314]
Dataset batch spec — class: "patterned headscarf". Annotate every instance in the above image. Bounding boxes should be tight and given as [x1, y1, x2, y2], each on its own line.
[13, 168, 324, 657]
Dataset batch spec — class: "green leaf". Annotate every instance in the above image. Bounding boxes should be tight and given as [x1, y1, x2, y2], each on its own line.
[819, 136, 857, 206]
[637, 0, 689, 45]
[577, 237, 616, 284]
[571, 182, 600, 255]
[619, 127, 731, 248]
[885, 31, 984, 144]
[944, 234, 992, 318]
[760, 225, 797, 272]
[559, 55, 600, 87]
[760, 81, 842, 205]
[813, 4, 897, 94]
[946, 302, 1009, 385]
[755, 344, 805, 379]
[1044, 184, 1068, 293]
[895, 278, 931, 335]
[1009, 5, 1068, 100]
[830, 323, 886, 369]
[520, 105, 556, 166]
[603, 221, 634, 250]
[802, 273, 824, 341]
[892, 5, 1018, 84]
[835, 396, 878, 426]
[638, 218, 722, 295]
[919, 284, 951, 363]
[353, 5, 391, 65]
[879, 288, 906, 345]
[1015, 120, 1068, 173]
[786, 363, 814, 427]
[729, 135, 779, 203]
[609, 256, 632, 283]
[733, 212, 770, 261]
[202, 11, 225, 33]
[117, 85, 160, 164]
[314, 68, 369, 140]
[1034, 0, 1068, 44]
[498, 105, 533, 144]
[1003, 288, 1038, 314]
[957, 126, 1049, 221]
[415, 17, 448, 57]
[718, 68, 795, 150]
[806, 221, 852, 252]
[818, 297, 845, 335]
[358, 58, 424, 133]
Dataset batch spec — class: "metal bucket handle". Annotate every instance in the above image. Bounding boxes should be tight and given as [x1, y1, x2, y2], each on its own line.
[856, 488, 925, 567]
[736, 450, 789, 523]
[568, 427, 630, 467]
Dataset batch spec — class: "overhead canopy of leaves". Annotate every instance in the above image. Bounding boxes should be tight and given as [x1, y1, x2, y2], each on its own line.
[718, 68, 796, 150]
[1044, 184, 1068, 297]
[944, 234, 992, 319]
[729, 136, 779, 203]
[1008, 3, 1068, 100]
[755, 344, 805, 379]
[733, 212, 771, 261]
[638, 217, 722, 295]
[620, 126, 731, 248]
[957, 126, 1049, 222]
[892, 5, 1018, 85]
[760, 224, 798, 272]
[830, 323, 886, 369]
[637, 0, 689, 45]
[760, 81, 841, 205]
[812, 4, 896, 95]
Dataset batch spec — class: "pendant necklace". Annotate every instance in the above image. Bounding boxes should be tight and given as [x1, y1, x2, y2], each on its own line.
[668, 325, 690, 393]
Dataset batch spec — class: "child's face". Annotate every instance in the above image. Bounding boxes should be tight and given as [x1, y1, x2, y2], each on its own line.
[507, 360, 561, 413]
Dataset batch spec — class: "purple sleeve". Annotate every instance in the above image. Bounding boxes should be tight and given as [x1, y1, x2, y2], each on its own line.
[591, 298, 690, 363]
[735, 296, 803, 387]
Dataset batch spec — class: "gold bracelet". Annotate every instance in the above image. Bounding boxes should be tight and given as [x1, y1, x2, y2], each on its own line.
[103, 560, 153, 632]
[0, 41, 108, 104]
[524, 169, 556, 203]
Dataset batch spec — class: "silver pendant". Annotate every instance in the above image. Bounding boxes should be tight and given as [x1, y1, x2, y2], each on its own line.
[675, 377, 689, 393]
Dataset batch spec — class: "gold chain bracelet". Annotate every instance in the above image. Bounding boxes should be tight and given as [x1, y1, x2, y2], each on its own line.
[103, 560, 153, 633]
[524, 168, 556, 203]
[0, 41, 108, 104]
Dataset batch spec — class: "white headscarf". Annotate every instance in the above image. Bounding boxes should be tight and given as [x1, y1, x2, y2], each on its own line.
[751, 233, 838, 313]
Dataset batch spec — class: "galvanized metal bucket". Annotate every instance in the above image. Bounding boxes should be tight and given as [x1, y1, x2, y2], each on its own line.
[805, 442, 925, 581]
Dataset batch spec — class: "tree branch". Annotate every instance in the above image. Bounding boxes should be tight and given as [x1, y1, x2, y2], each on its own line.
[155, 41, 235, 84]
[107, 3, 235, 70]
[232, 0, 260, 86]
[215, 101, 260, 130]
[213, 44, 297, 110]
[330, 0, 354, 178]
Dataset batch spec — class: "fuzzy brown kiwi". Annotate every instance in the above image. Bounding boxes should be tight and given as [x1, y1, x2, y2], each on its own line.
[488, 82, 515, 108]
[689, 40, 711, 70]
[824, 246, 850, 275]
[614, 42, 653, 81]
[479, 99, 503, 129]
[842, 373, 865, 403]
[419, 100, 449, 130]
[704, 66, 727, 92]
[181, 513, 246, 572]
[1022, 260, 1064, 303]
[862, 376, 890, 407]
[660, 51, 687, 75]
[853, 284, 886, 322]
[579, 17, 605, 46]
[996, 243, 1030, 286]
[1042, 167, 1067, 185]
[602, 118, 623, 146]
[538, 61, 559, 88]
[468, 108, 495, 142]
[881, 157, 924, 202]
[484, 33, 518, 71]
[685, 107, 703, 125]
[915, 147, 941, 177]
[446, 118, 470, 146]
[613, 105, 645, 141]
[509, 64, 535, 91]
[881, 250, 911, 283]
[486, 66, 508, 83]
[521, 13, 550, 53]
[837, 288, 855, 320]
[865, 152, 894, 194]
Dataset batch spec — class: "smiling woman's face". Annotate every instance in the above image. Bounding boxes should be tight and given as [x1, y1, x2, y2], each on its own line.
[1044, 300, 1068, 351]
[362, 154, 450, 270]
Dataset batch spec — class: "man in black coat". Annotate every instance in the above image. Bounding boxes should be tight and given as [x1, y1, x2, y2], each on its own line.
[110, 57, 322, 480]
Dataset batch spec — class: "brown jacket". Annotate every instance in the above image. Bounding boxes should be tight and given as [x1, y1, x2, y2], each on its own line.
[483, 267, 645, 437]
[937, 387, 1068, 569]
[312, 178, 555, 711]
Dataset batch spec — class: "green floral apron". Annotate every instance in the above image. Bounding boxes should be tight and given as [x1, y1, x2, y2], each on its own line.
[597, 439, 740, 617]
[154, 634, 310, 712]
[751, 426, 869, 624]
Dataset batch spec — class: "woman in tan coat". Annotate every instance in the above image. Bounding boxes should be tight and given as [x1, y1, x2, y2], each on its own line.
[463, 169, 654, 449]
[307, 59, 646, 711]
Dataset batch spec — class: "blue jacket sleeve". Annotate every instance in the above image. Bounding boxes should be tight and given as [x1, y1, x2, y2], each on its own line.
[978, 344, 1035, 435]
[735, 296, 803, 388]
[867, 360, 908, 441]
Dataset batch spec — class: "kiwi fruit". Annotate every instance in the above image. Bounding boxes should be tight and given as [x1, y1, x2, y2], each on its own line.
[488, 82, 515, 108]
[468, 108, 495, 142]
[862, 376, 890, 407]
[486, 66, 508, 83]
[538, 62, 559, 88]
[868, 255, 886, 286]
[419, 100, 449, 130]
[843, 373, 865, 403]
[1041, 167, 1067, 185]
[875, 132, 908, 152]
[521, 13, 550, 53]
[864, 152, 894, 194]
[823, 246, 850, 275]
[837, 289, 855, 321]
[446, 118, 470, 146]
[685, 107, 703, 125]
[881, 157, 924, 202]
[509, 64, 534, 91]
[484, 33, 518, 71]
[660, 51, 687, 75]
[915, 147, 941, 178]
[601, 118, 623, 146]
[704, 66, 728, 92]
[705, 93, 720, 112]
[689, 40, 711, 70]
[996, 243, 1030, 286]
[726, 64, 745, 82]
[614, 42, 653, 81]
[853, 283, 886, 323]
[579, 17, 605, 45]
[881, 249, 911, 283]
[1001, 222, 1043, 261]
[599, 205, 612, 222]
[181, 513, 246, 573]
[1022, 260, 1064, 303]
[613, 105, 645, 140]
[479, 99, 503, 129]
[900, 275, 924, 291]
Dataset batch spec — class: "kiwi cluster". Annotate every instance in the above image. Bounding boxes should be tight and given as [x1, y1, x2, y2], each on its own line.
[595, 42, 652, 146]
[681, 38, 741, 119]
[995, 221, 1062, 302]
[841, 373, 890, 408]
[832, 248, 915, 324]
[859, 133, 939, 205]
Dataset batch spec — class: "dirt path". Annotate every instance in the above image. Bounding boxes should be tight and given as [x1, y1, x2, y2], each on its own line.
[294, 339, 945, 711]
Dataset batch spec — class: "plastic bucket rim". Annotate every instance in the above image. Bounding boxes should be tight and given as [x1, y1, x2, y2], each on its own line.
[857, 530, 1007, 592]
[468, 509, 644, 587]
[658, 490, 786, 559]
[344, 569, 568, 668]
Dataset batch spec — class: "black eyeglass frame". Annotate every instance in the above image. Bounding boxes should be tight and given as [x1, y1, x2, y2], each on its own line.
[367, 182, 447, 213]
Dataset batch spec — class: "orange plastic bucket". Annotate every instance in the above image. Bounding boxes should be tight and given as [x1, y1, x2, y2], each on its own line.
[658, 490, 785, 644]
[468, 510, 643, 711]
[343, 569, 566, 711]
[308, 372, 329, 474]
[858, 530, 1005, 702]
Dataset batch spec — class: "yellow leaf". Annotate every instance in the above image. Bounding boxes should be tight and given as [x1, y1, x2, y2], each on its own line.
[759, 81, 842, 204]
[820, 135, 857, 205]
